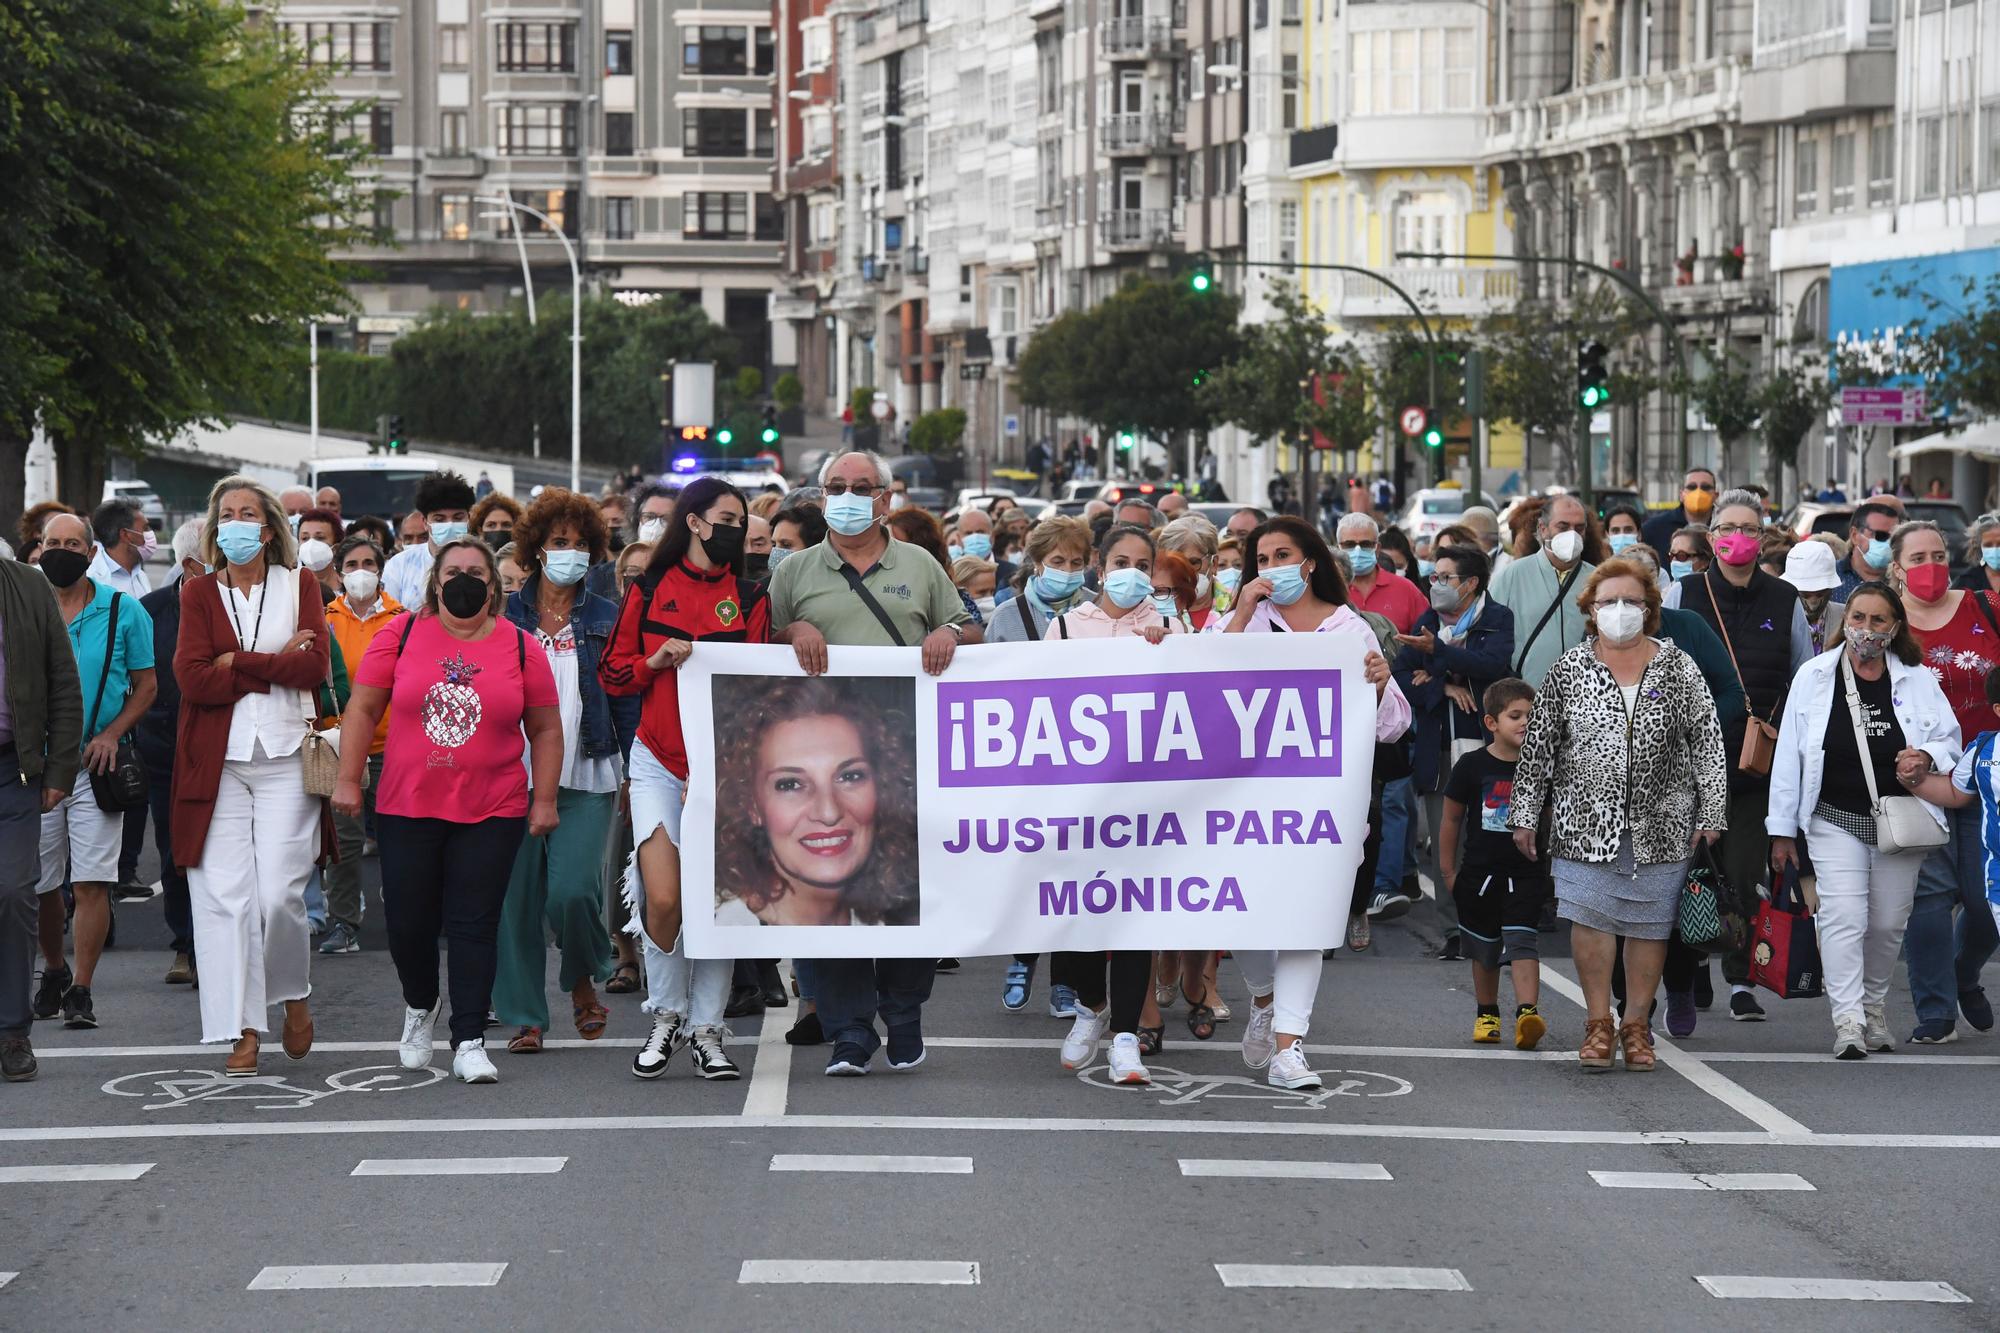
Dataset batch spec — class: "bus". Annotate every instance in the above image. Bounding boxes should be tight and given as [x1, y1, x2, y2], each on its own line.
[308, 456, 516, 521]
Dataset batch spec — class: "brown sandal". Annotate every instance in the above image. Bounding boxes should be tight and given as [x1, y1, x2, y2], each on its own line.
[281, 1001, 313, 1062]
[508, 1025, 543, 1054]
[573, 1002, 608, 1040]
[1619, 1020, 1657, 1071]
[1578, 1017, 1616, 1071]
[225, 1030, 259, 1078]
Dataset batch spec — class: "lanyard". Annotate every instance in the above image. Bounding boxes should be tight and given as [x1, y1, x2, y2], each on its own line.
[225, 574, 268, 651]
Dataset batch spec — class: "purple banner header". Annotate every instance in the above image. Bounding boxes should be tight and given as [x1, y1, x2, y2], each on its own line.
[935, 668, 1344, 788]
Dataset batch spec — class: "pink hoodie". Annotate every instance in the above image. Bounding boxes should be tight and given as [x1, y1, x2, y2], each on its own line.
[1225, 600, 1411, 742]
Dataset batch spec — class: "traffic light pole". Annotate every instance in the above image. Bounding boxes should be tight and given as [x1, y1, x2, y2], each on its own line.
[1576, 406, 1593, 510]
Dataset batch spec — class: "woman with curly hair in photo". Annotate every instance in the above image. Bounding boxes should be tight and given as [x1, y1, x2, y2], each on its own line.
[712, 675, 919, 930]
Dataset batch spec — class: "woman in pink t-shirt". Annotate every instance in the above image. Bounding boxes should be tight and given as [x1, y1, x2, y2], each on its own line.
[335, 537, 561, 1085]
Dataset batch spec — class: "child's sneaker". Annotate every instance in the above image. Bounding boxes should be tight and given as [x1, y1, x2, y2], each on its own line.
[1515, 1005, 1547, 1050]
[1472, 1012, 1502, 1044]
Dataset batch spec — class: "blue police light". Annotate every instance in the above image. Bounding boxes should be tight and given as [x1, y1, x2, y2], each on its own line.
[672, 454, 701, 473]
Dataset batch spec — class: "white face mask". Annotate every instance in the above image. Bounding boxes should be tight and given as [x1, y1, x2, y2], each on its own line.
[1596, 601, 1645, 644]
[638, 518, 668, 547]
[298, 538, 334, 572]
[342, 569, 379, 604]
[1547, 530, 1584, 564]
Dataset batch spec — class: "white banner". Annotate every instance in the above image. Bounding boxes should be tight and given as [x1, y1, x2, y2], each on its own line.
[678, 633, 1377, 959]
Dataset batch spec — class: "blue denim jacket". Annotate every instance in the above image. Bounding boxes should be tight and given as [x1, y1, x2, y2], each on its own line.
[505, 573, 637, 762]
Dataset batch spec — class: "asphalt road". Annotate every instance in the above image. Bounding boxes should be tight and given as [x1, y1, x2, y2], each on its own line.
[5, 854, 1999, 1332]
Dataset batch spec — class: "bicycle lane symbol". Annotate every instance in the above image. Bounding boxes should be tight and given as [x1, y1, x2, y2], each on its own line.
[1077, 1064, 1413, 1111]
[103, 1066, 445, 1113]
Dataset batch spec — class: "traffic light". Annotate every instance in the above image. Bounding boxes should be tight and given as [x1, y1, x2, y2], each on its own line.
[1577, 340, 1610, 411]
[1188, 260, 1213, 294]
[1191, 367, 1207, 390]
[387, 414, 405, 453]
[1422, 412, 1444, 451]
[760, 404, 780, 446]
[1116, 430, 1136, 460]
[716, 425, 735, 448]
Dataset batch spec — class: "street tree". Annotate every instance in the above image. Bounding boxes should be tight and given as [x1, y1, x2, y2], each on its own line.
[1689, 347, 1764, 482]
[1758, 355, 1835, 494]
[908, 408, 969, 457]
[1872, 271, 2000, 419]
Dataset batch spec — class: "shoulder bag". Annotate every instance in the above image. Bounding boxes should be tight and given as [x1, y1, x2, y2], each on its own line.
[1510, 567, 1573, 676]
[838, 564, 908, 647]
[1702, 576, 1778, 776]
[1841, 651, 1949, 854]
[85, 591, 149, 812]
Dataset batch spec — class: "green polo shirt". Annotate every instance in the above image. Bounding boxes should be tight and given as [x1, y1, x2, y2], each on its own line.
[769, 534, 969, 646]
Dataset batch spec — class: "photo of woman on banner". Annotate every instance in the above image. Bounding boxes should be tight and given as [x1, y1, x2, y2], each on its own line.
[711, 674, 920, 927]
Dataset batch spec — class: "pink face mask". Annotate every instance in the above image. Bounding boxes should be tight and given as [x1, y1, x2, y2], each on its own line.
[1714, 533, 1760, 567]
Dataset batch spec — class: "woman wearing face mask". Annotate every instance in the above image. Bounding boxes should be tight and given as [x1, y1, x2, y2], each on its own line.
[600, 477, 771, 1082]
[1151, 550, 1200, 633]
[770, 504, 829, 582]
[986, 518, 1091, 643]
[1157, 517, 1221, 630]
[950, 555, 999, 624]
[471, 493, 523, 549]
[1767, 583, 1960, 1057]
[318, 536, 403, 956]
[1212, 537, 1244, 613]
[633, 486, 679, 550]
[1509, 560, 1728, 1071]
[1224, 516, 1405, 1089]
[1782, 537, 1846, 655]
[1955, 518, 2000, 593]
[296, 509, 344, 603]
[1603, 505, 1645, 559]
[172, 477, 332, 1076]
[1378, 525, 1420, 584]
[1668, 526, 1713, 584]
[490, 488, 631, 1055]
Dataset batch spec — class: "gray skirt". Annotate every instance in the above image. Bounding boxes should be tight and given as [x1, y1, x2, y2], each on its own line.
[1553, 833, 1689, 941]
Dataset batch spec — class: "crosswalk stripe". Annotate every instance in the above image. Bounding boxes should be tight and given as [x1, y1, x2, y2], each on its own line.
[247, 1264, 507, 1291]
[0, 1164, 153, 1183]
[737, 1260, 979, 1285]
[1589, 1171, 1814, 1191]
[769, 1154, 972, 1174]
[1215, 1265, 1471, 1291]
[351, 1157, 566, 1177]
[1180, 1159, 1391, 1181]
[1697, 1276, 1969, 1303]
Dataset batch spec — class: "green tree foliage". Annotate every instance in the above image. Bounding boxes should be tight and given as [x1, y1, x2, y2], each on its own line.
[1481, 289, 1660, 474]
[1200, 280, 1347, 443]
[732, 366, 766, 402]
[1021, 277, 1242, 442]
[1873, 271, 2000, 420]
[1759, 356, 1834, 481]
[908, 407, 970, 456]
[772, 373, 805, 410]
[1690, 347, 1764, 475]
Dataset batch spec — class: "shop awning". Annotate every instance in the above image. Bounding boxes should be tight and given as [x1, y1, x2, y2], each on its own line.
[1892, 421, 2000, 461]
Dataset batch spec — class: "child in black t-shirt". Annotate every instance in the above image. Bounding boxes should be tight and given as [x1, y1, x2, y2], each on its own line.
[1438, 678, 1551, 1050]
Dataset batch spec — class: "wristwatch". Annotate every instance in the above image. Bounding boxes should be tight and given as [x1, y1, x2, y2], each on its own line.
[943, 622, 965, 641]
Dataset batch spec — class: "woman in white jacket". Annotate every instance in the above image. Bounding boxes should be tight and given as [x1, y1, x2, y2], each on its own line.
[1767, 582, 1961, 1059]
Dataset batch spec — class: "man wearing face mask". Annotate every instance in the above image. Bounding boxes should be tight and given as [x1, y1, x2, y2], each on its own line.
[278, 486, 315, 536]
[380, 470, 476, 610]
[743, 513, 774, 580]
[320, 537, 404, 956]
[87, 500, 153, 597]
[1836, 500, 1904, 602]
[1490, 495, 1597, 689]
[954, 508, 1016, 592]
[1664, 489, 1817, 1022]
[1640, 467, 1720, 554]
[1336, 513, 1429, 634]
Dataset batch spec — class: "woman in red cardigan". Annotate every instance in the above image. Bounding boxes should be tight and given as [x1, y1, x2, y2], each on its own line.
[173, 477, 333, 1077]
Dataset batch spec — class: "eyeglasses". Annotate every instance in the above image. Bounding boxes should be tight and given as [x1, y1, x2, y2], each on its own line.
[1684, 481, 1718, 492]
[1337, 539, 1377, 551]
[823, 481, 881, 498]
[1432, 571, 1465, 584]
[1864, 526, 1896, 540]
[1593, 597, 1644, 611]
[1712, 522, 1761, 537]
[1670, 551, 1699, 562]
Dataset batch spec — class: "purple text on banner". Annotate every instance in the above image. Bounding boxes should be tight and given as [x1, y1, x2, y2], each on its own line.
[935, 669, 1344, 788]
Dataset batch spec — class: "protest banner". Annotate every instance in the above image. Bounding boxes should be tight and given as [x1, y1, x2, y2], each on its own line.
[677, 632, 1378, 959]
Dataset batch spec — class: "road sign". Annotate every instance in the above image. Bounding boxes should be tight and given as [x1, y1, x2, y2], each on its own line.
[1840, 386, 1927, 426]
[1004, 414, 1020, 437]
[1399, 406, 1427, 438]
[870, 396, 892, 421]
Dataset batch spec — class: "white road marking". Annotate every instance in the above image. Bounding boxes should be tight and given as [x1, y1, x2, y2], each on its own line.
[0, 1163, 153, 1183]
[1180, 1159, 1392, 1180]
[738, 1260, 978, 1285]
[0, 1272, 15, 1288]
[350, 1157, 566, 1176]
[1216, 1264, 1471, 1291]
[1537, 967, 1813, 1136]
[1589, 1171, 1814, 1191]
[770, 1154, 972, 1174]
[247, 1263, 507, 1290]
[1699, 1050, 2000, 1066]
[1696, 1276, 1970, 1302]
[741, 993, 793, 1119]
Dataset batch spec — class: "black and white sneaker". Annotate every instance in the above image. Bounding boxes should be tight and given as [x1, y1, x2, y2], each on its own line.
[687, 1026, 741, 1081]
[632, 1012, 684, 1079]
[1729, 991, 1767, 1022]
[61, 984, 96, 1030]
[31, 967, 70, 1021]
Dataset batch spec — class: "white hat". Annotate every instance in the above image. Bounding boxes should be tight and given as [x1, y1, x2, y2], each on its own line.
[1783, 539, 1839, 593]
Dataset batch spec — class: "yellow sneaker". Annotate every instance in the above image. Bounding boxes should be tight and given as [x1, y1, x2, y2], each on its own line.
[1473, 1012, 1502, 1044]
[1515, 1007, 1548, 1050]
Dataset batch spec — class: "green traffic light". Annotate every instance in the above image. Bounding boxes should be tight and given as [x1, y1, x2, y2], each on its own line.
[1579, 385, 1608, 409]
[760, 427, 780, 444]
[1424, 427, 1443, 449]
[717, 427, 734, 445]
[1190, 270, 1212, 293]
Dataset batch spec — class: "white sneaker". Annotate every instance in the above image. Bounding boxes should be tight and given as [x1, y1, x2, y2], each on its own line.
[1106, 1032, 1150, 1085]
[1862, 1004, 1894, 1052]
[1833, 1017, 1868, 1061]
[1059, 1006, 1110, 1070]
[1241, 1002, 1277, 1069]
[632, 1012, 683, 1080]
[453, 1038, 499, 1083]
[1267, 1043, 1322, 1090]
[399, 1003, 440, 1070]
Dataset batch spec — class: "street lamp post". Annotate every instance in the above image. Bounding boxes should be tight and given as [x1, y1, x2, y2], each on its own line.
[476, 194, 581, 489]
[486, 198, 542, 460]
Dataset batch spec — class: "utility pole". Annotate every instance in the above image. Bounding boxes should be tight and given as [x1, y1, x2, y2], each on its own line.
[1463, 347, 1486, 505]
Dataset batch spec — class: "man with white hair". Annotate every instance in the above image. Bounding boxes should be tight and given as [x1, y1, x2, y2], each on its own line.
[769, 448, 978, 1078]
[316, 485, 342, 515]
[1335, 513, 1427, 633]
[277, 485, 314, 529]
[138, 519, 209, 986]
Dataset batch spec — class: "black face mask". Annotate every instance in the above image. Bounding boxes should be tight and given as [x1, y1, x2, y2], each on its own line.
[699, 521, 746, 568]
[483, 529, 511, 549]
[39, 549, 88, 589]
[440, 573, 490, 618]
[743, 552, 770, 579]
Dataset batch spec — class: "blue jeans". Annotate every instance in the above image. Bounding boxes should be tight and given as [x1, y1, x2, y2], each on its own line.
[303, 867, 328, 929]
[808, 957, 935, 1056]
[1906, 801, 2000, 1025]
[1375, 775, 1415, 895]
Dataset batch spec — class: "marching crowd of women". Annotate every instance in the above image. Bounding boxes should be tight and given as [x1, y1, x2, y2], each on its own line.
[1, 456, 1994, 1089]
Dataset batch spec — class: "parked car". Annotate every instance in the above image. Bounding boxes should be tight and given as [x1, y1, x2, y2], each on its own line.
[1784, 499, 1971, 571]
[1395, 487, 1500, 545]
[101, 479, 167, 529]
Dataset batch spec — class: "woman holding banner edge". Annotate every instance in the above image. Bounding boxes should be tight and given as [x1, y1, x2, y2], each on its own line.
[1224, 515, 1407, 1090]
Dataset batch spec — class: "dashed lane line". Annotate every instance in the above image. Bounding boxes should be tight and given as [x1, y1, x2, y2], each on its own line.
[738, 1260, 979, 1286]
[247, 1264, 507, 1291]
[1215, 1264, 1472, 1291]
[0, 1163, 153, 1183]
[770, 1154, 973, 1173]
[1179, 1159, 1392, 1180]
[350, 1157, 566, 1176]
[1696, 1276, 1970, 1303]
[1589, 1171, 1815, 1191]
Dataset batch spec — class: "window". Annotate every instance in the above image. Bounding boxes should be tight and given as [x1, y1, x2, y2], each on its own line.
[497, 23, 575, 72]
[604, 111, 634, 157]
[605, 30, 633, 76]
[756, 110, 775, 157]
[1278, 199, 1299, 263]
[1985, 105, 2000, 188]
[1037, 31, 1061, 115]
[1793, 134, 1819, 217]
[440, 110, 467, 154]
[1916, 115, 1942, 197]
[755, 194, 784, 241]
[497, 103, 577, 155]
[684, 25, 749, 75]
[994, 281, 1020, 335]
[683, 191, 749, 238]
[1350, 28, 1474, 115]
[438, 192, 471, 241]
[335, 106, 393, 154]
[803, 107, 832, 156]
[509, 189, 573, 237]
[1950, 106, 1973, 191]
[285, 21, 392, 71]
[683, 108, 748, 157]
[1281, 55, 1299, 128]
[604, 196, 635, 240]
[756, 26, 775, 76]
[988, 72, 1011, 142]
[438, 25, 467, 69]
[1868, 122, 1894, 205]
[1394, 190, 1456, 260]
[801, 19, 832, 71]
[1830, 130, 1855, 211]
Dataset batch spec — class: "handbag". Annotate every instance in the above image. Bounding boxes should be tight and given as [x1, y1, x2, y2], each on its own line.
[1676, 842, 1727, 949]
[1701, 577, 1778, 776]
[1749, 865, 1824, 999]
[85, 591, 148, 813]
[1841, 652, 1949, 854]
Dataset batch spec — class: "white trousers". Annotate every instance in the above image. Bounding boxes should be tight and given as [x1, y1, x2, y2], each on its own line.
[188, 753, 318, 1043]
[1233, 948, 1325, 1038]
[1807, 815, 1924, 1024]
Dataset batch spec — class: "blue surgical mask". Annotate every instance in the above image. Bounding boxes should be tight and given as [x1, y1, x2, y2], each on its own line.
[947, 544, 964, 562]
[824, 492, 878, 537]
[430, 520, 468, 546]
[1417, 559, 1435, 579]
[961, 533, 992, 560]
[1670, 558, 1695, 582]
[216, 520, 266, 566]
[1034, 566, 1085, 602]
[1265, 563, 1308, 605]
[1216, 567, 1242, 593]
[288, 513, 302, 535]
[1608, 533, 1638, 555]
[1344, 546, 1378, 577]
[542, 548, 590, 587]
[1151, 593, 1179, 619]
[1983, 547, 2000, 572]
[767, 545, 794, 573]
[1104, 567, 1152, 609]
[1864, 536, 1891, 570]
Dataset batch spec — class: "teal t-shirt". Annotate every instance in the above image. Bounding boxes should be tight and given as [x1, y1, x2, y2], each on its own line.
[67, 579, 156, 739]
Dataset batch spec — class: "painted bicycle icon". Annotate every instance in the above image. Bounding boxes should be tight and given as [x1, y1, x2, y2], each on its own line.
[1078, 1063, 1412, 1110]
[102, 1065, 445, 1112]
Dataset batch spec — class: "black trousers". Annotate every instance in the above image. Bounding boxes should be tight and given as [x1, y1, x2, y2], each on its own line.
[1611, 935, 1704, 1013]
[1050, 951, 1150, 1034]
[379, 813, 527, 1046]
[146, 772, 192, 957]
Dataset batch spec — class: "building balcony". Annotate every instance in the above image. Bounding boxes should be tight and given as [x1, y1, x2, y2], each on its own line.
[1102, 206, 1178, 252]
[1100, 111, 1178, 155]
[1287, 123, 1339, 171]
[1322, 265, 1521, 319]
[1487, 58, 1744, 159]
[1035, 202, 1065, 232]
[1753, 0, 1893, 67]
[1099, 15, 1175, 60]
